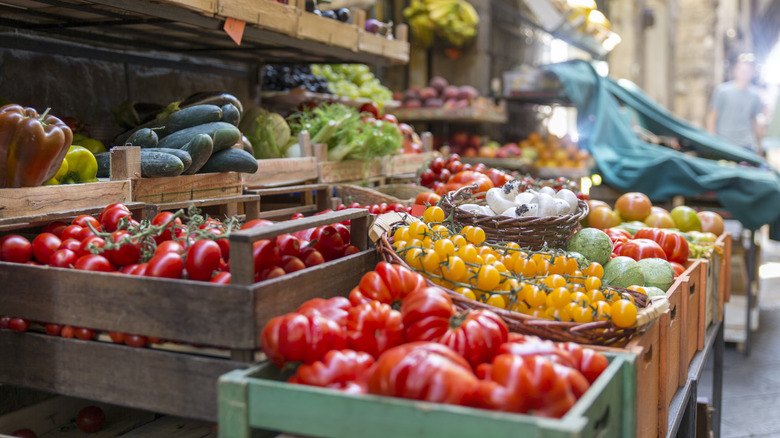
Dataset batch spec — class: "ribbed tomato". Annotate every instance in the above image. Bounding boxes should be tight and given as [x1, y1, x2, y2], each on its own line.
[634, 228, 689, 264]
[348, 262, 427, 307]
[616, 238, 667, 261]
[296, 296, 351, 326]
[260, 313, 347, 367]
[435, 170, 494, 195]
[289, 349, 375, 394]
[346, 301, 404, 358]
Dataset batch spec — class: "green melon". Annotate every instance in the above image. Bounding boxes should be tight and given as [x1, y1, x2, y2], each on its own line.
[602, 256, 645, 288]
[644, 286, 667, 297]
[638, 258, 675, 291]
[565, 228, 613, 266]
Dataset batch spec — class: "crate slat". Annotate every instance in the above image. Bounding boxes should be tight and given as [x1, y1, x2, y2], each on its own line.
[216, 0, 299, 36]
[244, 158, 319, 188]
[0, 181, 132, 219]
[297, 12, 359, 51]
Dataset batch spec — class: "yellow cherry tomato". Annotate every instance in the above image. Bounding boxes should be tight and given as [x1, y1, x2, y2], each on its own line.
[457, 244, 478, 264]
[451, 234, 467, 247]
[431, 224, 451, 238]
[546, 287, 572, 308]
[476, 264, 501, 291]
[434, 239, 456, 257]
[610, 299, 637, 328]
[525, 284, 546, 308]
[442, 256, 467, 282]
[393, 226, 410, 243]
[465, 226, 486, 245]
[542, 274, 567, 289]
[483, 253, 498, 265]
[627, 285, 648, 296]
[405, 247, 423, 270]
[586, 290, 607, 303]
[512, 301, 531, 313]
[593, 301, 612, 322]
[423, 206, 445, 223]
[545, 307, 571, 322]
[513, 257, 537, 277]
[571, 305, 594, 323]
[584, 276, 602, 291]
[571, 291, 590, 307]
[455, 287, 477, 301]
[420, 250, 442, 273]
[584, 262, 604, 279]
[408, 221, 430, 240]
[486, 294, 507, 309]
[393, 240, 408, 251]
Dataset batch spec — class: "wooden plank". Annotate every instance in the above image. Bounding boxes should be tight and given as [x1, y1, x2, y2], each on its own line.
[159, 0, 217, 16]
[247, 183, 329, 197]
[357, 32, 410, 63]
[243, 158, 318, 188]
[384, 152, 434, 176]
[110, 146, 142, 182]
[659, 277, 684, 421]
[144, 194, 261, 217]
[0, 181, 132, 219]
[682, 260, 703, 366]
[625, 320, 662, 438]
[132, 172, 243, 203]
[297, 12, 359, 51]
[318, 159, 384, 184]
[216, 0, 299, 36]
[118, 414, 216, 437]
[0, 202, 145, 232]
[0, 332, 246, 422]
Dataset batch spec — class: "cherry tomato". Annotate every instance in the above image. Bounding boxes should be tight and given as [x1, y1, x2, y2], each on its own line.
[437, 168, 452, 183]
[430, 157, 445, 173]
[241, 219, 274, 230]
[72, 215, 100, 231]
[277, 234, 301, 257]
[120, 263, 148, 276]
[381, 114, 398, 124]
[76, 406, 105, 433]
[280, 255, 306, 273]
[300, 247, 325, 267]
[253, 239, 281, 271]
[336, 203, 347, 211]
[359, 102, 380, 118]
[32, 233, 61, 264]
[146, 252, 184, 279]
[124, 334, 148, 348]
[76, 227, 95, 241]
[387, 203, 405, 212]
[60, 326, 75, 338]
[290, 212, 305, 220]
[60, 225, 83, 241]
[75, 327, 96, 340]
[106, 230, 140, 267]
[42, 220, 68, 238]
[0, 235, 33, 263]
[210, 271, 231, 284]
[151, 212, 183, 244]
[9, 318, 30, 333]
[419, 169, 436, 187]
[186, 239, 222, 281]
[45, 324, 63, 336]
[75, 254, 113, 272]
[368, 204, 381, 215]
[78, 236, 106, 257]
[98, 203, 130, 222]
[446, 160, 464, 174]
[58, 238, 80, 253]
[108, 332, 126, 344]
[49, 249, 77, 268]
[100, 206, 132, 232]
[0, 316, 9, 329]
[155, 240, 184, 256]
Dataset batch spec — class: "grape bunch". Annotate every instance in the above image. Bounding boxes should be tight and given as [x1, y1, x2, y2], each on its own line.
[262, 65, 331, 93]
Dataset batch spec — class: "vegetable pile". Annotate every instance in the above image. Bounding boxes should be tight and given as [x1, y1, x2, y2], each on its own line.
[460, 181, 581, 218]
[262, 261, 610, 417]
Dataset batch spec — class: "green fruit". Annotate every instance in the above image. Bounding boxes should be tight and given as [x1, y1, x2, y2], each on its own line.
[637, 258, 675, 291]
[565, 228, 613, 266]
[602, 256, 645, 288]
[644, 286, 666, 297]
[670, 206, 702, 232]
[567, 251, 589, 268]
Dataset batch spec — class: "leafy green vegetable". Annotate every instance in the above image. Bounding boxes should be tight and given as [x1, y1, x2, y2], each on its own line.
[239, 108, 294, 159]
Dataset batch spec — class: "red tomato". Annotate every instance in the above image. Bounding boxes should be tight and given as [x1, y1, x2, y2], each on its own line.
[76, 406, 105, 433]
[45, 324, 63, 336]
[78, 236, 106, 258]
[555, 342, 609, 384]
[261, 313, 348, 367]
[378, 202, 389, 214]
[349, 262, 427, 307]
[299, 246, 325, 267]
[42, 220, 68, 238]
[296, 296, 351, 326]
[9, 317, 30, 333]
[105, 230, 140, 267]
[368, 204, 381, 215]
[437, 168, 452, 183]
[343, 244, 360, 257]
[419, 169, 436, 187]
[332, 223, 351, 244]
[288, 349, 375, 394]
[100, 206, 132, 232]
[616, 238, 667, 261]
[346, 301, 404, 358]
[72, 215, 100, 231]
[75, 254, 113, 272]
[387, 203, 405, 212]
[60, 225, 83, 241]
[74, 327, 96, 340]
[446, 160, 464, 174]
[257, 266, 286, 282]
[253, 239, 281, 271]
[312, 226, 346, 261]
[155, 240, 184, 256]
[241, 219, 274, 230]
[481, 168, 513, 188]
[348, 202, 361, 209]
[276, 234, 301, 257]
[124, 334, 148, 348]
[32, 233, 61, 264]
[604, 228, 632, 245]
[472, 163, 487, 173]
[634, 228, 689, 264]
[381, 113, 398, 124]
[401, 287, 509, 368]
[59, 238, 81, 252]
[76, 227, 95, 241]
[359, 102, 380, 118]
[49, 249, 77, 268]
[151, 212, 183, 244]
[436, 170, 495, 195]
[99, 203, 130, 221]
[0, 316, 9, 329]
[108, 332, 126, 344]
[0, 235, 32, 263]
[210, 271, 231, 284]
[121, 263, 148, 276]
[280, 255, 306, 273]
[670, 261, 685, 277]
[186, 239, 222, 281]
[414, 192, 441, 206]
[368, 342, 480, 406]
[60, 326, 75, 338]
[146, 252, 184, 279]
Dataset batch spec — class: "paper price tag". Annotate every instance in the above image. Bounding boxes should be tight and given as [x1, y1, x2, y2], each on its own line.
[224, 17, 246, 45]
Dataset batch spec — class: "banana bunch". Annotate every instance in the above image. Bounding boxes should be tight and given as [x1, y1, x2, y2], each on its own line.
[403, 0, 479, 48]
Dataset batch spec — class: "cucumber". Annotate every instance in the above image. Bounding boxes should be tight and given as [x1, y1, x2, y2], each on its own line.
[157, 122, 240, 152]
[220, 103, 241, 126]
[140, 151, 184, 178]
[95, 152, 110, 178]
[125, 128, 159, 148]
[181, 134, 214, 175]
[94, 150, 185, 178]
[143, 148, 193, 173]
[197, 148, 258, 174]
[113, 104, 223, 145]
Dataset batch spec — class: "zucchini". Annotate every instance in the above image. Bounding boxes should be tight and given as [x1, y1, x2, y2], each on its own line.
[95, 152, 110, 178]
[181, 134, 214, 175]
[125, 128, 159, 148]
[220, 103, 241, 126]
[157, 122, 240, 152]
[143, 148, 193, 173]
[113, 104, 223, 145]
[180, 92, 243, 115]
[140, 151, 185, 178]
[197, 148, 258, 174]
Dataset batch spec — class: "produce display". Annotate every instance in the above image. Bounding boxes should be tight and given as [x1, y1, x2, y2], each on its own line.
[418, 154, 513, 195]
[397, 76, 479, 109]
[261, 64, 331, 93]
[311, 64, 394, 104]
[404, 0, 479, 48]
[261, 261, 610, 417]
[484, 132, 591, 169]
[461, 183, 581, 218]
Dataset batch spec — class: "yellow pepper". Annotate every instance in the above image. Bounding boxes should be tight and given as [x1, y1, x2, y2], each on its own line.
[44, 158, 69, 185]
[60, 145, 98, 184]
[72, 133, 106, 155]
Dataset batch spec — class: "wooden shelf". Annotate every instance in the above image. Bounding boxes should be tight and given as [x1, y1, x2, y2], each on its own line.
[504, 90, 573, 106]
[0, 0, 409, 67]
[261, 89, 400, 110]
[390, 99, 507, 124]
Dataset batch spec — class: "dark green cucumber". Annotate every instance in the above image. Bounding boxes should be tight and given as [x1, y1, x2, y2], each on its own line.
[220, 103, 240, 126]
[181, 134, 214, 175]
[125, 128, 159, 148]
[140, 151, 184, 177]
[114, 104, 223, 145]
[197, 148, 258, 174]
[95, 152, 111, 178]
[157, 122, 240, 152]
[143, 148, 192, 173]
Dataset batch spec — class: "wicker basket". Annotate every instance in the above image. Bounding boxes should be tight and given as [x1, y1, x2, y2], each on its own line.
[335, 184, 407, 207]
[377, 233, 667, 346]
[440, 184, 589, 250]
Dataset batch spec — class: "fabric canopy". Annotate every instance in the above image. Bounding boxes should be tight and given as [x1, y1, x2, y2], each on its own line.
[545, 60, 780, 234]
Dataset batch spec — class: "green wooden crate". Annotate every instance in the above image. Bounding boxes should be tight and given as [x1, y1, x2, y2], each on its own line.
[218, 352, 636, 438]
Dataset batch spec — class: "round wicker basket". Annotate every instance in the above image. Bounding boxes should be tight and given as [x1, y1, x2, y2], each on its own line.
[439, 184, 589, 250]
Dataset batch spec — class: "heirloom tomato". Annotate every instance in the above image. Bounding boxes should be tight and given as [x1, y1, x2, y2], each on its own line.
[616, 238, 667, 261]
[349, 262, 427, 307]
[346, 301, 404, 358]
[261, 313, 347, 367]
[288, 349, 375, 394]
[296, 296, 351, 326]
[634, 228, 689, 264]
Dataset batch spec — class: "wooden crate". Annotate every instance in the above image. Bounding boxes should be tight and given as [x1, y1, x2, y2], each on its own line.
[680, 260, 704, 366]
[244, 183, 331, 220]
[218, 353, 634, 438]
[0, 181, 132, 221]
[0, 209, 377, 422]
[144, 194, 261, 221]
[217, 0, 300, 36]
[383, 151, 435, 177]
[626, 320, 662, 438]
[109, 146, 243, 203]
[0, 202, 145, 234]
[659, 275, 686, 422]
[244, 157, 319, 188]
[297, 12, 359, 51]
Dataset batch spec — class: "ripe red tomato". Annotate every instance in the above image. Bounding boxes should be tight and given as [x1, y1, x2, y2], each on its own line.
[276, 234, 301, 257]
[381, 113, 398, 124]
[9, 317, 30, 333]
[74, 327, 96, 340]
[0, 235, 33, 263]
[299, 246, 325, 267]
[146, 252, 184, 279]
[312, 226, 346, 261]
[616, 238, 667, 261]
[346, 301, 404, 358]
[75, 254, 113, 272]
[42, 220, 68, 238]
[155, 240, 184, 256]
[481, 168, 513, 188]
[210, 271, 231, 284]
[368, 342, 480, 406]
[414, 192, 441, 206]
[72, 215, 100, 231]
[556, 342, 609, 384]
[59, 238, 81, 252]
[436, 170, 495, 195]
[401, 287, 509, 368]
[105, 231, 140, 267]
[343, 244, 360, 257]
[151, 212, 183, 244]
[241, 219, 274, 230]
[670, 261, 685, 277]
[261, 313, 348, 367]
[359, 102, 380, 118]
[45, 324, 63, 336]
[120, 263, 147, 276]
[419, 169, 436, 187]
[100, 207, 132, 232]
[76, 227, 95, 241]
[256, 266, 286, 282]
[290, 212, 305, 220]
[124, 334, 148, 348]
[253, 239, 281, 272]
[387, 203, 405, 212]
[634, 228, 689, 264]
[186, 239, 222, 281]
[289, 349, 375, 394]
[108, 332, 126, 344]
[60, 225, 83, 241]
[99, 203, 129, 221]
[437, 168, 452, 183]
[32, 233, 61, 264]
[430, 157, 445, 173]
[349, 262, 427, 307]
[280, 255, 306, 273]
[60, 326, 75, 338]
[296, 296, 351, 326]
[77, 236, 106, 257]
[49, 249, 77, 268]
[446, 160, 464, 174]
[76, 406, 105, 433]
